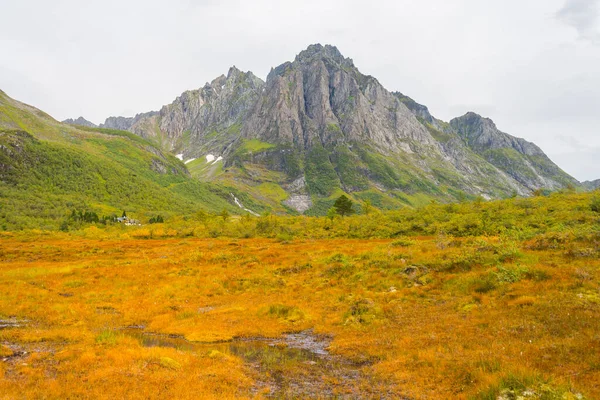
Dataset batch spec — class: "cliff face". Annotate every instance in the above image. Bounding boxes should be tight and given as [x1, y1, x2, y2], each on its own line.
[62, 117, 97, 128]
[240, 44, 436, 153]
[101, 112, 157, 131]
[101, 67, 263, 158]
[450, 112, 578, 190]
[98, 44, 579, 213]
[450, 112, 544, 156]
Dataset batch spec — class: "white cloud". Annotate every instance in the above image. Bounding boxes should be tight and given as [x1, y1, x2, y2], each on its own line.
[556, 0, 600, 44]
[0, 0, 599, 181]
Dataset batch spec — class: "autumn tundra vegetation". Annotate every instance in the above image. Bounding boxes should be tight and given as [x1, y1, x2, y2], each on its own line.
[0, 190, 599, 399]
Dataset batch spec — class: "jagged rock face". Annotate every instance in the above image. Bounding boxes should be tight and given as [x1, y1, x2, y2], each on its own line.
[231, 45, 560, 205]
[241, 44, 436, 153]
[102, 116, 134, 131]
[393, 92, 437, 126]
[389, 95, 525, 194]
[450, 112, 543, 156]
[101, 111, 158, 132]
[159, 67, 263, 155]
[96, 44, 579, 213]
[62, 117, 97, 128]
[101, 67, 263, 157]
[450, 112, 578, 190]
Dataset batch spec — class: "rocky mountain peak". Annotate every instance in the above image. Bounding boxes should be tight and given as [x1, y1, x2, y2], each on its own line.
[100, 67, 265, 156]
[245, 43, 435, 153]
[265, 45, 357, 84]
[393, 92, 436, 125]
[452, 111, 496, 131]
[62, 116, 97, 128]
[294, 44, 351, 66]
[91, 44, 578, 209]
[227, 65, 242, 79]
[100, 111, 158, 131]
[450, 112, 543, 156]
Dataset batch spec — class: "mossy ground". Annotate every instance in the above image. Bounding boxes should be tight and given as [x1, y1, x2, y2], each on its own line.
[0, 191, 599, 398]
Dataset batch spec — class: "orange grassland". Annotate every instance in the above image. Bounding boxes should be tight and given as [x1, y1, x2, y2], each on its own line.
[0, 234, 598, 399]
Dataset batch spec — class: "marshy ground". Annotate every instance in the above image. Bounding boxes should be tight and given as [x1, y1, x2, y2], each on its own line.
[0, 232, 598, 398]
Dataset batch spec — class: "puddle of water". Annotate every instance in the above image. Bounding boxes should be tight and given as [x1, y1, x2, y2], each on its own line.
[121, 329, 382, 398]
[281, 331, 329, 355]
[123, 329, 324, 362]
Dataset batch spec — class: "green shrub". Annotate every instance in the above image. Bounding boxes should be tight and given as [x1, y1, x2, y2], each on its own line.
[266, 304, 304, 322]
[344, 298, 380, 325]
[391, 237, 416, 247]
[590, 196, 600, 213]
[95, 329, 121, 345]
[495, 265, 527, 283]
[473, 275, 498, 293]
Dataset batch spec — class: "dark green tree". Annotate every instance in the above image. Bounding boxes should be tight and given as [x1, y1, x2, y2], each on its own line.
[333, 195, 355, 216]
[59, 221, 69, 232]
[149, 215, 164, 224]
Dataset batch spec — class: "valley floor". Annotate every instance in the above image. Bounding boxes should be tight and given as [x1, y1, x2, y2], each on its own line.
[0, 235, 598, 399]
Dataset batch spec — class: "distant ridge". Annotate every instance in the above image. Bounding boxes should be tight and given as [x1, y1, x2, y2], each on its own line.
[97, 44, 578, 213]
[62, 116, 97, 128]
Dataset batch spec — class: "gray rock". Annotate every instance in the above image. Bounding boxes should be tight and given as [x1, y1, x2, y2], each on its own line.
[100, 111, 158, 132]
[242, 44, 436, 153]
[284, 195, 312, 213]
[450, 112, 578, 190]
[583, 179, 600, 191]
[450, 112, 543, 156]
[100, 67, 263, 160]
[62, 117, 97, 128]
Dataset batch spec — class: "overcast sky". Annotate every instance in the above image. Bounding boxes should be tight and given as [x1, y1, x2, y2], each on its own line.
[0, 0, 598, 181]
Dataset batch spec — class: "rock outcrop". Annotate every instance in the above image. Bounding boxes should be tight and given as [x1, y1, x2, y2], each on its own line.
[101, 111, 158, 132]
[62, 117, 97, 128]
[450, 112, 576, 190]
[240, 44, 436, 153]
[100, 67, 263, 158]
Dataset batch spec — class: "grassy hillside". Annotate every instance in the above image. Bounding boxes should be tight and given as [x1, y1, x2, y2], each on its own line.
[23, 189, 596, 241]
[0, 91, 264, 230]
[204, 139, 491, 217]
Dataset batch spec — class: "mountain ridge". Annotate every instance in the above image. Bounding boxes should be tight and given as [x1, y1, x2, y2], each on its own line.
[583, 179, 600, 191]
[60, 44, 579, 213]
[62, 116, 97, 128]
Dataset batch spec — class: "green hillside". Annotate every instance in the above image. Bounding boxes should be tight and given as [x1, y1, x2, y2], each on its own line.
[0, 91, 263, 230]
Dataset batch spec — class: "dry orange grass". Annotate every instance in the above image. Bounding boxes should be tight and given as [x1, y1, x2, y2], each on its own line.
[0, 235, 598, 398]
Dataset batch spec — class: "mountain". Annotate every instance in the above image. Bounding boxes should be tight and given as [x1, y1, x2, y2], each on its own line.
[101, 44, 578, 214]
[583, 179, 600, 191]
[62, 116, 97, 128]
[0, 89, 264, 230]
[449, 112, 575, 190]
[100, 67, 263, 157]
[101, 111, 158, 134]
